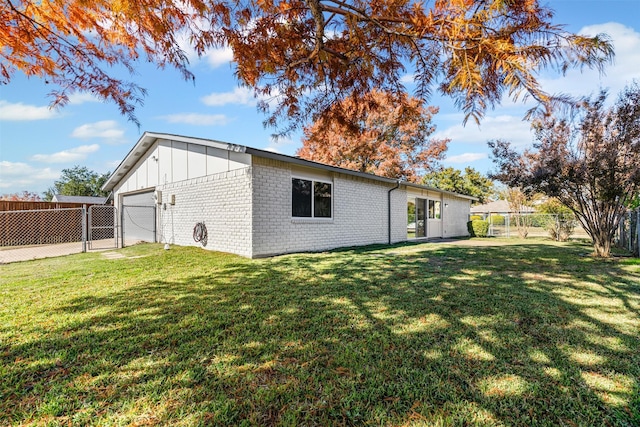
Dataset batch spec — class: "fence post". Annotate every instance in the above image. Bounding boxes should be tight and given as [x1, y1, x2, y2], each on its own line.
[506, 213, 510, 238]
[81, 205, 87, 253]
[153, 205, 158, 243]
[636, 208, 640, 257]
[628, 211, 632, 254]
[114, 206, 119, 249]
[617, 220, 624, 248]
[120, 206, 125, 248]
[488, 211, 493, 237]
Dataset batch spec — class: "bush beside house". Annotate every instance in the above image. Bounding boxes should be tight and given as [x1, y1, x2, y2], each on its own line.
[467, 219, 490, 237]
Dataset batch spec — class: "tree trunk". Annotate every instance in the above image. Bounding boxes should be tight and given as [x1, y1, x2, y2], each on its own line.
[592, 232, 612, 257]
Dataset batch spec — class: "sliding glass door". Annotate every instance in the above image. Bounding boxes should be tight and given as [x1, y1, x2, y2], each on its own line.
[408, 198, 427, 239]
[408, 197, 442, 239]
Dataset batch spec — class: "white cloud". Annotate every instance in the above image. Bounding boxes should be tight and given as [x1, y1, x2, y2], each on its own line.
[540, 22, 640, 98]
[201, 87, 255, 107]
[175, 33, 198, 63]
[444, 152, 487, 164]
[430, 22, 640, 163]
[31, 144, 100, 164]
[1, 161, 37, 177]
[71, 120, 126, 143]
[264, 136, 296, 154]
[175, 26, 233, 69]
[157, 113, 230, 126]
[205, 47, 234, 68]
[68, 92, 100, 105]
[400, 73, 416, 84]
[106, 160, 122, 169]
[0, 161, 59, 191]
[0, 100, 58, 121]
[433, 115, 535, 148]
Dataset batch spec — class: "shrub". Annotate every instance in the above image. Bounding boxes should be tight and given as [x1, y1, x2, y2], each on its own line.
[470, 215, 483, 221]
[467, 220, 489, 237]
[535, 199, 577, 241]
[545, 214, 577, 241]
[490, 215, 505, 225]
[509, 214, 533, 238]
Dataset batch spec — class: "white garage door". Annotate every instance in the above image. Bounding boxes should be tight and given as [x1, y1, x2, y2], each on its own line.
[121, 191, 156, 245]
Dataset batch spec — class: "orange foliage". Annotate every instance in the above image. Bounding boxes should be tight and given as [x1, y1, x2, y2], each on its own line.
[1, 0, 614, 129]
[0, 191, 42, 201]
[297, 90, 448, 182]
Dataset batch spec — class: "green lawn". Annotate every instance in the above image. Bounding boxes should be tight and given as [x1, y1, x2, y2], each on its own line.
[1, 240, 639, 426]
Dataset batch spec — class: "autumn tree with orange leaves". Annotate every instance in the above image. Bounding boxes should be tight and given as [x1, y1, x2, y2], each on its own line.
[297, 90, 447, 182]
[2, 0, 614, 130]
[0, 191, 41, 201]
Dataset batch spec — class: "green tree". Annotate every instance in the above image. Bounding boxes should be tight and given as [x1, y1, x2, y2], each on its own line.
[43, 166, 110, 201]
[422, 167, 495, 203]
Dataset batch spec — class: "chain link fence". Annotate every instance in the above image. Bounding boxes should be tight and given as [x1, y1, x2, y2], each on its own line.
[0, 206, 117, 264]
[89, 205, 117, 250]
[470, 210, 640, 257]
[469, 213, 590, 240]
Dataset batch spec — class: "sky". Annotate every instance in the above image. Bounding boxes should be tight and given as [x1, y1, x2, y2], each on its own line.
[1, 0, 640, 195]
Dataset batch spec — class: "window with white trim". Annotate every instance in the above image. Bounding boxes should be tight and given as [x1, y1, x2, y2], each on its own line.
[292, 178, 332, 218]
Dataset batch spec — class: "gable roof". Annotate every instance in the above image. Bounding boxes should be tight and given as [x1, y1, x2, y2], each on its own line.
[51, 195, 107, 204]
[470, 199, 535, 214]
[102, 132, 477, 201]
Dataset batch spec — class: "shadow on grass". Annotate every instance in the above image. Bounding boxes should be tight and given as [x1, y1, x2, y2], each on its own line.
[1, 242, 639, 425]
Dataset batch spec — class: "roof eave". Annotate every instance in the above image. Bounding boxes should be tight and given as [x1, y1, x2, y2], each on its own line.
[244, 147, 399, 184]
[102, 132, 158, 192]
[102, 132, 478, 202]
[102, 132, 245, 192]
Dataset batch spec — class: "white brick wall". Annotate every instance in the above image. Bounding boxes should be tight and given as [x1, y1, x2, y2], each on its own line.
[157, 168, 253, 257]
[390, 187, 408, 243]
[144, 155, 470, 258]
[251, 157, 401, 257]
[443, 194, 471, 237]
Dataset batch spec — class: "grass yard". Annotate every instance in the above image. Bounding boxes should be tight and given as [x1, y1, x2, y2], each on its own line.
[0, 240, 639, 426]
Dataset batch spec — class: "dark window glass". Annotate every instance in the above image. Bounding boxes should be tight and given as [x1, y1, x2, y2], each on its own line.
[292, 178, 312, 217]
[314, 182, 332, 218]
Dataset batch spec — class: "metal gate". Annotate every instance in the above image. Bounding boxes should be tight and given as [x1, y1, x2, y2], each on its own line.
[88, 205, 117, 250]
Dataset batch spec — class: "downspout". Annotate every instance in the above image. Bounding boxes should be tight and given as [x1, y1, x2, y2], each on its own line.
[388, 181, 401, 244]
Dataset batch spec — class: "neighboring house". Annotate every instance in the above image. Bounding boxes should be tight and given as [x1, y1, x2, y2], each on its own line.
[51, 195, 107, 204]
[470, 199, 535, 216]
[102, 132, 476, 258]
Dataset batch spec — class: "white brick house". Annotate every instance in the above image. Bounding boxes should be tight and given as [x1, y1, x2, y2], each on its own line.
[103, 132, 475, 258]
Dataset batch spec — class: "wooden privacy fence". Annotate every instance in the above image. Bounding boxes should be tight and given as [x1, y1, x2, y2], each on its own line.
[0, 201, 100, 211]
[616, 208, 640, 257]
